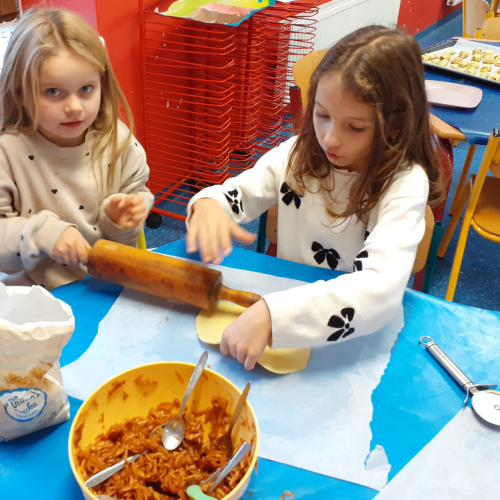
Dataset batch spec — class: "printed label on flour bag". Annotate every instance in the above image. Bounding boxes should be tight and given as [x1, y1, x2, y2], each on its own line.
[0, 388, 48, 422]
[0, 284, 74, 441]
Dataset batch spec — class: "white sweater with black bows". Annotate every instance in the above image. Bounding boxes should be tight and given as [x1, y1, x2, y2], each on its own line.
[187, 137, 429, 349]
[0, 121, 154, 290]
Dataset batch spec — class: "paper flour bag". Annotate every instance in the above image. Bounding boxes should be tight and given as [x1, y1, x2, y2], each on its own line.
[0, 284, 74, 442]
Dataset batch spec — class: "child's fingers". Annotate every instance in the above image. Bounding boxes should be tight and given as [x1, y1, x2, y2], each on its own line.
[186, 228, 198, 254]
[129, 208, 149, 223]
[118, 198, 128, 211]
[197, 227, 220, 263]
[65, 244, 79, 266]
[76, 239, 90, 266]
[228, 342, 239, 360]
[230, 223, 256, 244]
[220, 335, 230, 356]
[244, 354, 258, 371]
[128, 204, 147, 215]
[109, 195, 124, 209]
[219, 226, 233, 257]
[236, 350, 247, 365]
[128, 194, 143, 205]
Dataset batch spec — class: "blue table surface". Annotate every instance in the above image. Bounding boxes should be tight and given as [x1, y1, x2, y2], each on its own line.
[424, 40, 500, 145]
[2, 240, 500, 499]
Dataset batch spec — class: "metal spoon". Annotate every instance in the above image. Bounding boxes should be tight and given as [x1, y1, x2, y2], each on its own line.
[86, 352, 209, 488]
[214, 382, 251, 458]
[186, 442, 252, 500]
[159, 350, 209, 450]
[85, 450, 148, 488]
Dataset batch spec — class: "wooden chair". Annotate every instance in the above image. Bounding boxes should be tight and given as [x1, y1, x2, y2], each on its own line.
[463, 0, 491, 38]
[429, 115, 476, 218]
[463, 0, 500, 39]
[480, 9, 500, 39]
[437, 129, 500, 301]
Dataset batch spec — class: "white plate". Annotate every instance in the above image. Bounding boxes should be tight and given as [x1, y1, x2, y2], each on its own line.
[425, 80, 483, 109]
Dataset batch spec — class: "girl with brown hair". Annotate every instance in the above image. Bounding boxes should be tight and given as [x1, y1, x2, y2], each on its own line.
[187, 26, 444, 370]
[0, 8, 154, 289]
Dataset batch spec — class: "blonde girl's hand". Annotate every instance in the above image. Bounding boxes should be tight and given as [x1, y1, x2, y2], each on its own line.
[186, 198, 256, 264]
[220, 300, 272, 370]
[105, 194, 148, 229]
[51, 227, 91, 266]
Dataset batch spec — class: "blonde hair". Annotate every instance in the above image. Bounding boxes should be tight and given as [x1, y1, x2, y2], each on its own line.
[0, 7, 134, 190]
[289, 26, 445, 223]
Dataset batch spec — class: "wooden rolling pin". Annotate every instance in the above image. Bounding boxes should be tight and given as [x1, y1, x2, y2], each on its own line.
[86, 240, 261, 310]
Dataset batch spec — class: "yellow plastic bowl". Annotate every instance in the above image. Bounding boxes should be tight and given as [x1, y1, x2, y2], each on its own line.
[68, 362, 259, 500]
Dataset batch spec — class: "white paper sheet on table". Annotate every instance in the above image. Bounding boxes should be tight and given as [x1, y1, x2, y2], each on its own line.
[374, 407, 500, 499]
[62, 263, 400, 490]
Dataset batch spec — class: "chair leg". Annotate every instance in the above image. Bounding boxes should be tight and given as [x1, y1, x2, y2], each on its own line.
[433, 137, 454, 222]
[412, 268, 425, 291]
[449, 144, 476, 216]
[438, 180, 472, 258]
[256, 212, 268, 254]
[421, 222, 444, 294]
[445, 213, 473, 301]
[266, 242, 277, 257]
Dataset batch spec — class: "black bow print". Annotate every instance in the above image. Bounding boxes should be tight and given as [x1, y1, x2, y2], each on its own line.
[280, 182, 302, 209]
[353, 250, 368, 272]
[365, 230, 370, 241]
[224, 189, 243, 215]
[312, 241, 340, 270]
[327, 308, 355, 342]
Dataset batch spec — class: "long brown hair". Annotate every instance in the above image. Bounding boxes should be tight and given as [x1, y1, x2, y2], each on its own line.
[0, 8, 134, 191]
[288, 26, 445, 222]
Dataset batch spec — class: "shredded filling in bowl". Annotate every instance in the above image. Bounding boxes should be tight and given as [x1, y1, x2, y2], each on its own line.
[74, 396, 251, 500]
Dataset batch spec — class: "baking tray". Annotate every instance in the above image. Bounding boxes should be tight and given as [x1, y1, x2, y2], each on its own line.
[421, 38, 500, 88]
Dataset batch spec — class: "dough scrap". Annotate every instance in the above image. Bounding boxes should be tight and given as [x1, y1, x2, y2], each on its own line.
[196, 301, 310, 374]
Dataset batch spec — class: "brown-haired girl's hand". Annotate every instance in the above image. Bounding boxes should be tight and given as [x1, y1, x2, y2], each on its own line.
[186, 198, 256, 264]
[220, 299, 272, 370]
[51, 226, 91, 266]
[105, 194, 148, 229]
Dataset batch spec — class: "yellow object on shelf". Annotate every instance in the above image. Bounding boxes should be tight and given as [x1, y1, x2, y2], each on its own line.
[163, 0, 274, 26]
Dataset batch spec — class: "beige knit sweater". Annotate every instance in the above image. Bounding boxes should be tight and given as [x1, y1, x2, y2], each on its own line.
[0, 121, 154, 290]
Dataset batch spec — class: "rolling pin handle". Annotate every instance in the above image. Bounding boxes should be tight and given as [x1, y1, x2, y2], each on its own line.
[218, 285, 261, 309]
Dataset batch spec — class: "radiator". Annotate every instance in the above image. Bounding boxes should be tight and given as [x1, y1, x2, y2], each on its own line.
[291, 0, 402, 54]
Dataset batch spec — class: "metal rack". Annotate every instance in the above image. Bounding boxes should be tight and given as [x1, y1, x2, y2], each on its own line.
[139, 0, 318, 222]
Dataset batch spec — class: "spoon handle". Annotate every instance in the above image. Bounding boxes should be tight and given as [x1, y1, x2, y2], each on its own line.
[179, 350, 209, 415]
[186, 485, 216, 500]
[85, 453, 142, 488]
[228, 382, 251, 435]
[208, 442, 251, 494]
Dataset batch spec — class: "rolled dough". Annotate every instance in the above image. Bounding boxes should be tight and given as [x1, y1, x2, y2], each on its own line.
[196, 301, 310, 374]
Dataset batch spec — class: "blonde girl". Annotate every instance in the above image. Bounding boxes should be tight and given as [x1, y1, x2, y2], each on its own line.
[0, 8, 154, 290]
[186, 26, 444, 370]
